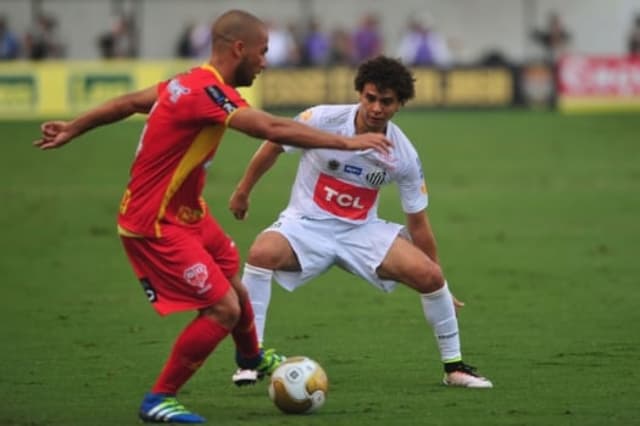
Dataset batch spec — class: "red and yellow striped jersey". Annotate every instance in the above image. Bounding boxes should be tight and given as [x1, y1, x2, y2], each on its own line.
[118, 64, 248, 237]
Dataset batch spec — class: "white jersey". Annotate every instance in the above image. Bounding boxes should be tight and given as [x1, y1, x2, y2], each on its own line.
[280, 104, 428, 224]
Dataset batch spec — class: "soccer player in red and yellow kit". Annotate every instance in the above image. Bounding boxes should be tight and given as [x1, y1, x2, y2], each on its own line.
[33, 9, 391, 424]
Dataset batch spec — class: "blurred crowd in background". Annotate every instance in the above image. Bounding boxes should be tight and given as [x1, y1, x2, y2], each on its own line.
[1, 9, 640, 65]
[0, 12, 137, 60]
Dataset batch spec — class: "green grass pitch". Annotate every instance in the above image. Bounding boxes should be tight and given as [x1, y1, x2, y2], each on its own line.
[1, 110, 639, 425]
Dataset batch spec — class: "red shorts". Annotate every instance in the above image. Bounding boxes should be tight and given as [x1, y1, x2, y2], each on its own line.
[120, 215, 240, 315]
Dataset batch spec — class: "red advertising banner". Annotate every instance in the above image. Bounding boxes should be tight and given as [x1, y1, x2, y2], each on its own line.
[558, 55, 640, 111]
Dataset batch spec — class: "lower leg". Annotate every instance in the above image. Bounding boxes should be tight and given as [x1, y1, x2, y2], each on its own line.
[241, 263, 273, 345]
[420, 281, 462, 363]
[231, 296, 260, 359]
[152, 314, 230, 395]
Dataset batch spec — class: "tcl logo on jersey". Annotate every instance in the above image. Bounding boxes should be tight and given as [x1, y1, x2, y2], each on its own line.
[313, 173, 378, 220]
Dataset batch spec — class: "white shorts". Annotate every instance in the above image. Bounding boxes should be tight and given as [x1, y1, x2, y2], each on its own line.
[265, 214, 404, 293]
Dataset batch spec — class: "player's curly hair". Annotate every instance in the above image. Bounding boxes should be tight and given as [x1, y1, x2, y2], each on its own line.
[354, 56, 416, 104]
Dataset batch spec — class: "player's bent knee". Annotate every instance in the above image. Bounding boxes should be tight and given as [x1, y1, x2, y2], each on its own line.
[201, 295, 242, 329]
[247, 243, 283, 269]
[217, 302, 241, 329]
[412, 263, 445, 293]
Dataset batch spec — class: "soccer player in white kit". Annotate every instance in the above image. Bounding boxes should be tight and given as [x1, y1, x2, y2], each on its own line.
[230, 56, 492, 388]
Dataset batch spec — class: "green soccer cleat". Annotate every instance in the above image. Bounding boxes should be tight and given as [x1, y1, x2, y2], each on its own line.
[257, 348, 286, 376]
[233, 348, 286, 386]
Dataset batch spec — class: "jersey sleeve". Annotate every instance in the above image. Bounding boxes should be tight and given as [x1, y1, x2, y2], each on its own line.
[280, 106, 322, 154]
[157, 79, 170, 95]
[193, 83, 249, 125]
[396, 143, 429, 214]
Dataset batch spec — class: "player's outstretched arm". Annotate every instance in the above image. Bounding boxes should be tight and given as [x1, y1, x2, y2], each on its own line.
[229, 141, 284, 220]
[227, 107, 392, 154]
[33, 86, 158, 150]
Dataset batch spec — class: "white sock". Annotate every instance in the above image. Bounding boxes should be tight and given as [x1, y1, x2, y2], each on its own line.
[420, 282, 462, 363]
[242, 263, 273, 345]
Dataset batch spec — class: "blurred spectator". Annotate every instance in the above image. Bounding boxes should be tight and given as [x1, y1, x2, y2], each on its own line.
[396, 14, 451, 67]
[24, 13, 65, 59]
[265, 20, 299, 67]
[175, 20, 211, 59]
[628, 14, 640, 57]
[329, 27, 353, 65]
[531, 11, 570, 63]
[479, 49, 511, 67]
[301, 18, 330, 66]
[97, 14, 138, 59]
[0, 14, 20, 60]
[190, 22, 211, 59]
[352, 13, 382, 62]
[175, 21, 196, 58]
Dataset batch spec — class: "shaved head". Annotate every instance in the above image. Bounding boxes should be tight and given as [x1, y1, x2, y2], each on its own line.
[208, 9, 269, 87]
[211, 9, 266, 50]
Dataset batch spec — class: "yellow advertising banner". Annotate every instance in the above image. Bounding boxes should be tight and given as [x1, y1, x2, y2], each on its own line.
[0, 61, 512, 119]
[0, 60, 260, 119]
[259, 67, 513, 108]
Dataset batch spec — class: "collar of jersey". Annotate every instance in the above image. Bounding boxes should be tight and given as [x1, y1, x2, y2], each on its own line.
[201, 63, 225, 83]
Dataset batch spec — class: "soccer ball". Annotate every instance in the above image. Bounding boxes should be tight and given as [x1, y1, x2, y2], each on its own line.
[268, 356, 328, 414]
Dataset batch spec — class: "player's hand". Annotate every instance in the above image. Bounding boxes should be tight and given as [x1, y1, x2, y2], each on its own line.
[229, 190, 250, 220]
[346, 133, 392, 154]
[452, 294, 465, 315]
[33, 121, 76, 150]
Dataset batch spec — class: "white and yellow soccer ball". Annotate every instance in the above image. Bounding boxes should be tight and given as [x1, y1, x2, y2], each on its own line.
[268, 356, 328, 414]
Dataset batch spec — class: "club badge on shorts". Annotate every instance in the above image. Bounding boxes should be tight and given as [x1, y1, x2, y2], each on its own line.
[183, 263, 212, 294]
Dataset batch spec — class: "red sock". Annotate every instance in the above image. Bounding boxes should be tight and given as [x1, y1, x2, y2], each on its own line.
[231, 299, 260, 359]
[152, 315, 230, 395]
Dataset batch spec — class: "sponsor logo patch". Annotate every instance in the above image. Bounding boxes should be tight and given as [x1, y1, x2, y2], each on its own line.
[343, 164, 363, 175]
[139, 278, 157, 303]
[176, 205, 204, 224]
[313, 173, 378, 220]
[204, 85, 237, 114]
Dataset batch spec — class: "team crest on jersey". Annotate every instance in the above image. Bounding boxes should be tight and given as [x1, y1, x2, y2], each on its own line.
[183, 263, 212, 294]
[168, 79, 190, 103]
[365, 168, 388, 186]
[205, 85, 237, 114]
[297, 109, 313, 122]
[328, 159, 340, 171]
